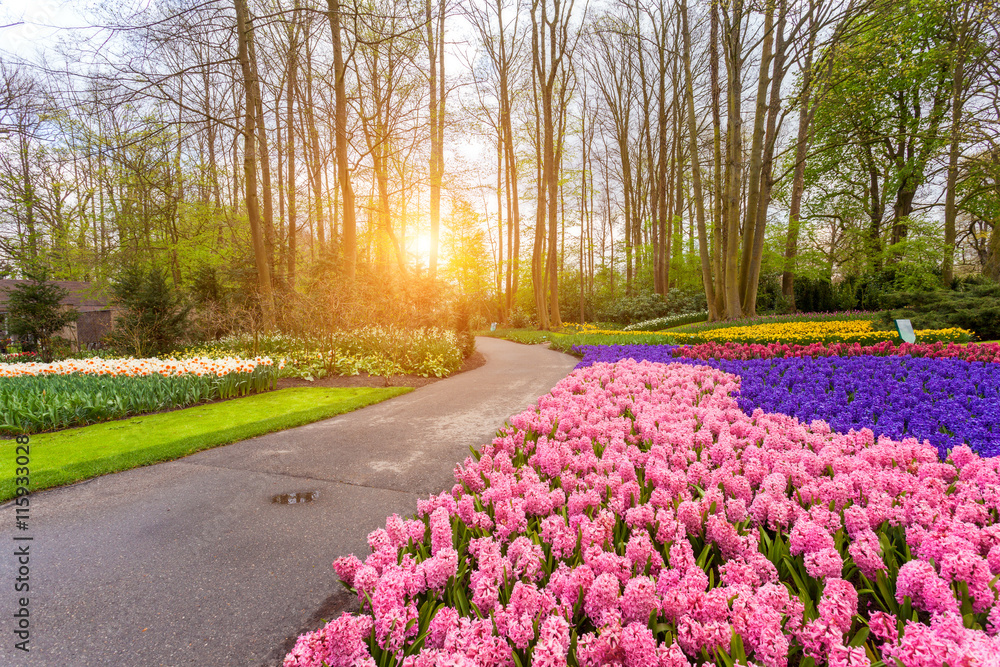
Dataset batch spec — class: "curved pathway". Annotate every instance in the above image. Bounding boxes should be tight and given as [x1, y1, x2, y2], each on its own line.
[0, 337, 579, 666]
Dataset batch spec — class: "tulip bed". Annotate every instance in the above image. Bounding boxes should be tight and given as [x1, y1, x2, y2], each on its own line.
[672, 311, 878, 334]
[575, 321, 972, 347]
[622, 311, 709, 332]
[661, 340, 1000, 363]
[0, 356, 280, 434]
[284, 358, 1000, 667]
[177, 326, 466, 380]
[576, 343, 1000, 459]
[668, 320, 973, 346]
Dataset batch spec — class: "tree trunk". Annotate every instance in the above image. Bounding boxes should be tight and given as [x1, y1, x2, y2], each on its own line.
[781, 68, 813, 309]
[303, 36, 327, 250]
[234, 0, 275, 329]
[942, 45, 965, 286]
[248, 24, 275, 279]
[655, 12, 670, 294]
[743, 0, 787, 315]
[722, 0, 744, 319]
[738, 0, 775, 312]
[499, 8, 521, 317]
[286, 4, 299, 288]
[709, 0, 724, 318]
[497, 130, 505, 316]
[782, 1, 818, 307]
[530, 1, 549, 330]
[325, 0, 356, 280]
[680, 0, 718, 320]
[426, 0, 439, 279]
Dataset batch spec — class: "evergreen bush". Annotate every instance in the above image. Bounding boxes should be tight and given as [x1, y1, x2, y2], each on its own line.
[108, 266, 191, 356]
[4, 270, 79, 362]
[593, 288, 706, 326]
[879, 282, 1000, 341]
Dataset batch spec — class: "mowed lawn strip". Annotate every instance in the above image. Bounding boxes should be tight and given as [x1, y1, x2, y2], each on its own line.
[0, 386, 411, 501]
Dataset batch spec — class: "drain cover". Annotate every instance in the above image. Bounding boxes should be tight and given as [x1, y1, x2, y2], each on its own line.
[271, 491, 318, 504]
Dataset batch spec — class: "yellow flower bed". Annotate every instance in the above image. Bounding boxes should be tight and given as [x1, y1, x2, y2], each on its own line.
[573, 321, 972, 346]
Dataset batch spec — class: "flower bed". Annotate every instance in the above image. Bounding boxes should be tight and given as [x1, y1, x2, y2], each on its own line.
[674, 311, 878, 334]
[0, 356, 279, 434]
[178, 327, 465, 380]
[284, 360, 1000, 667]
[667, 340, 1000, 363]
[622, 311, 709, 332]
[668, 320, 972, 346]
[577, 344, 1000, 459]
[560, 321, 972, 348]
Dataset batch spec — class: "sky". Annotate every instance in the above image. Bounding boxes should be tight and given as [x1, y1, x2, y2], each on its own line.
[0, 0, 87, 59]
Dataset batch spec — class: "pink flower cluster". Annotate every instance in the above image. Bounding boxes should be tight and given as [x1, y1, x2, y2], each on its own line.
[284, 360, 1000, 667]
[672, 340, 1000, 363]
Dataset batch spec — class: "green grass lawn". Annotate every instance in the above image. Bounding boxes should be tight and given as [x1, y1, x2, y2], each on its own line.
[478, 328, 678, 353]
[477, 328, 559, 345]
[0, 386, 410, 501]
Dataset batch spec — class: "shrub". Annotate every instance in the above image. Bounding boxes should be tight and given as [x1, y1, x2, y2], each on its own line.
[108, 266, 190, 356]
[3, 270, 79, 361]
[879, 282, 1000, 341]
[594, 288, 707, 326]
[507, 306, 535, 329]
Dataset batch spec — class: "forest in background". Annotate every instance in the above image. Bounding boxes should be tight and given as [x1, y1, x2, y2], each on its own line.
[0, 0, 997, 334]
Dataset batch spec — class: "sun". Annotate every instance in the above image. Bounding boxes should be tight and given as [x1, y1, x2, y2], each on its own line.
[415, 234, 432, 265]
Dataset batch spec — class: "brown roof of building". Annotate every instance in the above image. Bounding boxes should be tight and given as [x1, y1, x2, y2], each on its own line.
[0, 279, 110, 312]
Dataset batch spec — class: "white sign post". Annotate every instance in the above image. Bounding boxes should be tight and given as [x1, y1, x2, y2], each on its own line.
[895, 319, 916, 344]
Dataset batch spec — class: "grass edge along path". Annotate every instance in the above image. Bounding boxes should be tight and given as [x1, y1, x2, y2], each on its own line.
[0, 386, 411, 501]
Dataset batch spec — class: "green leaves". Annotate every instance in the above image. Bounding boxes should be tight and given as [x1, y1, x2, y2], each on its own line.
[0, 364, 279, 434]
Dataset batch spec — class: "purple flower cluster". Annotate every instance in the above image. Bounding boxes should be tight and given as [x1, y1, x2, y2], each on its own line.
[576, 345, 1000, 459]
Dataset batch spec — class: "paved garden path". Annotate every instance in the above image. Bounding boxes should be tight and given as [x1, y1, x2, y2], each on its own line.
[0, 337, 579, 667]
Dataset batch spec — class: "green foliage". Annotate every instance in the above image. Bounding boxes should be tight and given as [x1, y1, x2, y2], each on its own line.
[879, 282, 1000, 341]
[0, 364, 279, 434]
[4, 270, 78, 361]
[793, 276, 866, 314]
[592, 288, 707, 326]
[108, 266, 191, 357]
[444, 198, 493, 303]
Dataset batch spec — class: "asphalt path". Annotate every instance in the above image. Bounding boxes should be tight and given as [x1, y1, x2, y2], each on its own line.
[0, 337, 579, 667]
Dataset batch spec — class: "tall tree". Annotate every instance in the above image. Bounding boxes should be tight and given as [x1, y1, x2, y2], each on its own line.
[531, 0, 579, 329]
[326, 0, 357, 280]
[234, 0, 275, 328]
[426, 0, 447, 279]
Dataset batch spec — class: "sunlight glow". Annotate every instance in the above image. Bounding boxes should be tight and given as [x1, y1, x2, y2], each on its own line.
[415, 234, 432, 266]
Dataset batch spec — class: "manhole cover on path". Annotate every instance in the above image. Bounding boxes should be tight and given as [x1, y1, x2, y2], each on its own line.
[271, 491, 318, 504]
